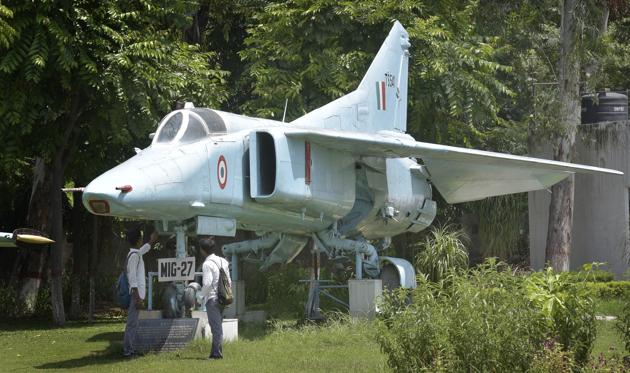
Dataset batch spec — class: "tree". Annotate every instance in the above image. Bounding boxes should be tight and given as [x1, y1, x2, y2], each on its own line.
[545, 1, 610, 271]
[0, 0, 227, 325]
[239, 0, 513, 149]
[545, 0, 581, 272]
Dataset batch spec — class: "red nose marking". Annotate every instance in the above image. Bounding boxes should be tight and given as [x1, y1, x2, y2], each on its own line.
[115, 185, 133, 193]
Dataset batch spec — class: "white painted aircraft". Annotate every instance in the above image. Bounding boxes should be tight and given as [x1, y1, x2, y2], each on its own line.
[80, 21, 622, 294]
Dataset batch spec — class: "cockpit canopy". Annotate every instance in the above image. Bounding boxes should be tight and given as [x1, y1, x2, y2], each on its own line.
[152, 108, 227, 145]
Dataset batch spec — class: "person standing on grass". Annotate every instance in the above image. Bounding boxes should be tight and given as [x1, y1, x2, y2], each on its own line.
[123, 227, 159, 358]
[199, 237, 232, 360]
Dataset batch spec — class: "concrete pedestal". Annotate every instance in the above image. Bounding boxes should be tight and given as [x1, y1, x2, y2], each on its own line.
[348, 279, 382, 319]
[191, 310, 238, 342]
[224, 280, 245, 318]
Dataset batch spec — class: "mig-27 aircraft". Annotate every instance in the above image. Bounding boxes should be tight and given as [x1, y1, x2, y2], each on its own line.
[80, 21, 622, 294]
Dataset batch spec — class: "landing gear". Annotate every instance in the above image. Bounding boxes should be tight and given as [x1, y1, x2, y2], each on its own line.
[162, 224, 192, 318]
[312, 228, 380, 279]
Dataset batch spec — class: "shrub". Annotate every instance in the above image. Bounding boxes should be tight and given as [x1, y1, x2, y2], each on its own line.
[376, 261, 546, 372]
[586, 351, 630, 372]
[528, 341, 575, 373]
[414, 224, 469, 282]
[616, 293, 630, 353]
[264, 264, 310, 317]
[0, 281, 53, 319]
[525, 267, 597, 366]
[376, 261, 600, 372]
[566, 270, 615, 283]
[0, 282, 19, 318]
[580, 281, 630, 299]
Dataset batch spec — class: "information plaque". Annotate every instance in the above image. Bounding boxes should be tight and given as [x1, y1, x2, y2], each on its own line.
[157, 256, 195, 282]
[133, 318, 199, 353]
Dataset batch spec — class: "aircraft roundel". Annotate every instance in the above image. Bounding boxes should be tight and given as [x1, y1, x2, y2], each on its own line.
[217, 155, 227, 189]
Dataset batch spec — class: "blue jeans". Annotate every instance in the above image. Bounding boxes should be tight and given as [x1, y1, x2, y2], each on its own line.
[206, 298, 224, 358]
[123, 300, 139, 355]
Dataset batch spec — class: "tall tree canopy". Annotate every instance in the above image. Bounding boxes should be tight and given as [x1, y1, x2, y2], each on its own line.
[239, 0, 513, 148]
[0, 0, 227, 325]
[1, 0, 629, 322]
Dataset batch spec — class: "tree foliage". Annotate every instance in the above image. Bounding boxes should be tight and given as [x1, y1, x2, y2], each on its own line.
[239, 0, 513, 148]
[1, 0, 629, 322]
[0, 0, 227, 169]
[0, 0, 228, 325]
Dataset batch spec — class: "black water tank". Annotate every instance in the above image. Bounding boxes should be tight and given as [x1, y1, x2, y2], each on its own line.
[581, 91, 628, 124]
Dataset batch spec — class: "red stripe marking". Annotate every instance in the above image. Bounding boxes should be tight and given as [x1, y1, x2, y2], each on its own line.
[381, 81, 386, 111]
[305, 141, 311, 185]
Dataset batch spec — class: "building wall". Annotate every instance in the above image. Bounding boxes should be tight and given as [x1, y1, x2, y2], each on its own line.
[529, 121, 630, 277]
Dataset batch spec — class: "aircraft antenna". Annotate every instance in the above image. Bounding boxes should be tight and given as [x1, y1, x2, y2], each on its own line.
[282, 98, 288, 122]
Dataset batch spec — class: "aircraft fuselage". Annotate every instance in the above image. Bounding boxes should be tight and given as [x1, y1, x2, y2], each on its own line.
[82, 108, 437, 240]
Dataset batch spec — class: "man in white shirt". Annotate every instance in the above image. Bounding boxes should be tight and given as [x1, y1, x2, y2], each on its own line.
[123, 227, 158, 358]
[199, 237, 232, 359]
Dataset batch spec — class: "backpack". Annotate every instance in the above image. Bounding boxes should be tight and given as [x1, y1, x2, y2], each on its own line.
[210, 257, 233, 306]
[115, 252, 138, 309]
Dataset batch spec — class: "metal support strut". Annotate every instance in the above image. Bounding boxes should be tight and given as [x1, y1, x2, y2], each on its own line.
[313, 228, 380, 279]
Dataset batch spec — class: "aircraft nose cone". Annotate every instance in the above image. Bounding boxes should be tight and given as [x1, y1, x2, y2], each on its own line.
[83, 164, 153, 216]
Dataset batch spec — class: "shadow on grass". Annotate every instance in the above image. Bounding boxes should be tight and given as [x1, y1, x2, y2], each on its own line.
[34, 332, 124, 370]
[0, 318, 124, 333]
[238, 321, 269, 341]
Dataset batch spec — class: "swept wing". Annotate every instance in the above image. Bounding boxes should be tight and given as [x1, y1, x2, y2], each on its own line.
[284, 129, 623, 203]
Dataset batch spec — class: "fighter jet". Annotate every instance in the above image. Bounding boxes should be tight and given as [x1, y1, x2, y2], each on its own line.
[81, 21, 622, 290]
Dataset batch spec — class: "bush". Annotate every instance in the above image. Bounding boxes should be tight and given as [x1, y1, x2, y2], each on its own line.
[0, 282, 19, 318]
[616, 293, 630, 354]
[264, 264, 310, 317]
[580, 281, 630, 299]
[414, 224, 469, 282]
[528, 341, 575, 373]
[525, 267, 597, 366]
[376, 261, 600, 372]
[586, 351, 630, 372]
[376, 261, 547, 372]
[566, 270, 615, 283]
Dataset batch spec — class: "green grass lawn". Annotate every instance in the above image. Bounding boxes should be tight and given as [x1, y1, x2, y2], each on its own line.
[0, 317, 388, 372]
[0, 312, 626, 372]
[591, 320, 625, 358]
[594, 298, 625, 317]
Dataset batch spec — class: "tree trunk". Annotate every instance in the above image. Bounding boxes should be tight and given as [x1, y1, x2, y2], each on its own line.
[70, 245, 81, 319]
[545, 0, 581, 271]
[70, 189, 87, 319]
[49, 156, 66, 326]
[15, 158, 51, 314]
[88, 215, 98, 323]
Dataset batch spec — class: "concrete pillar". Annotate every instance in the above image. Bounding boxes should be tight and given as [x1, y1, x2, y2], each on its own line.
[191, 310, 238, 342]
[348, 279, 382, 319]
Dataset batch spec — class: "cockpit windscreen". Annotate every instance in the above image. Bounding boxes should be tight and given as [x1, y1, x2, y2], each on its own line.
[153, 109, 226, 145]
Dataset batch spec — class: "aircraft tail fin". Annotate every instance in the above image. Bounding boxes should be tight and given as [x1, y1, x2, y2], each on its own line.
[292, 21, 410, 133]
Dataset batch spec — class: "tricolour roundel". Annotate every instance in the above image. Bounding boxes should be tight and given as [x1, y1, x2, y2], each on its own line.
[217, 155, 227, 189]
